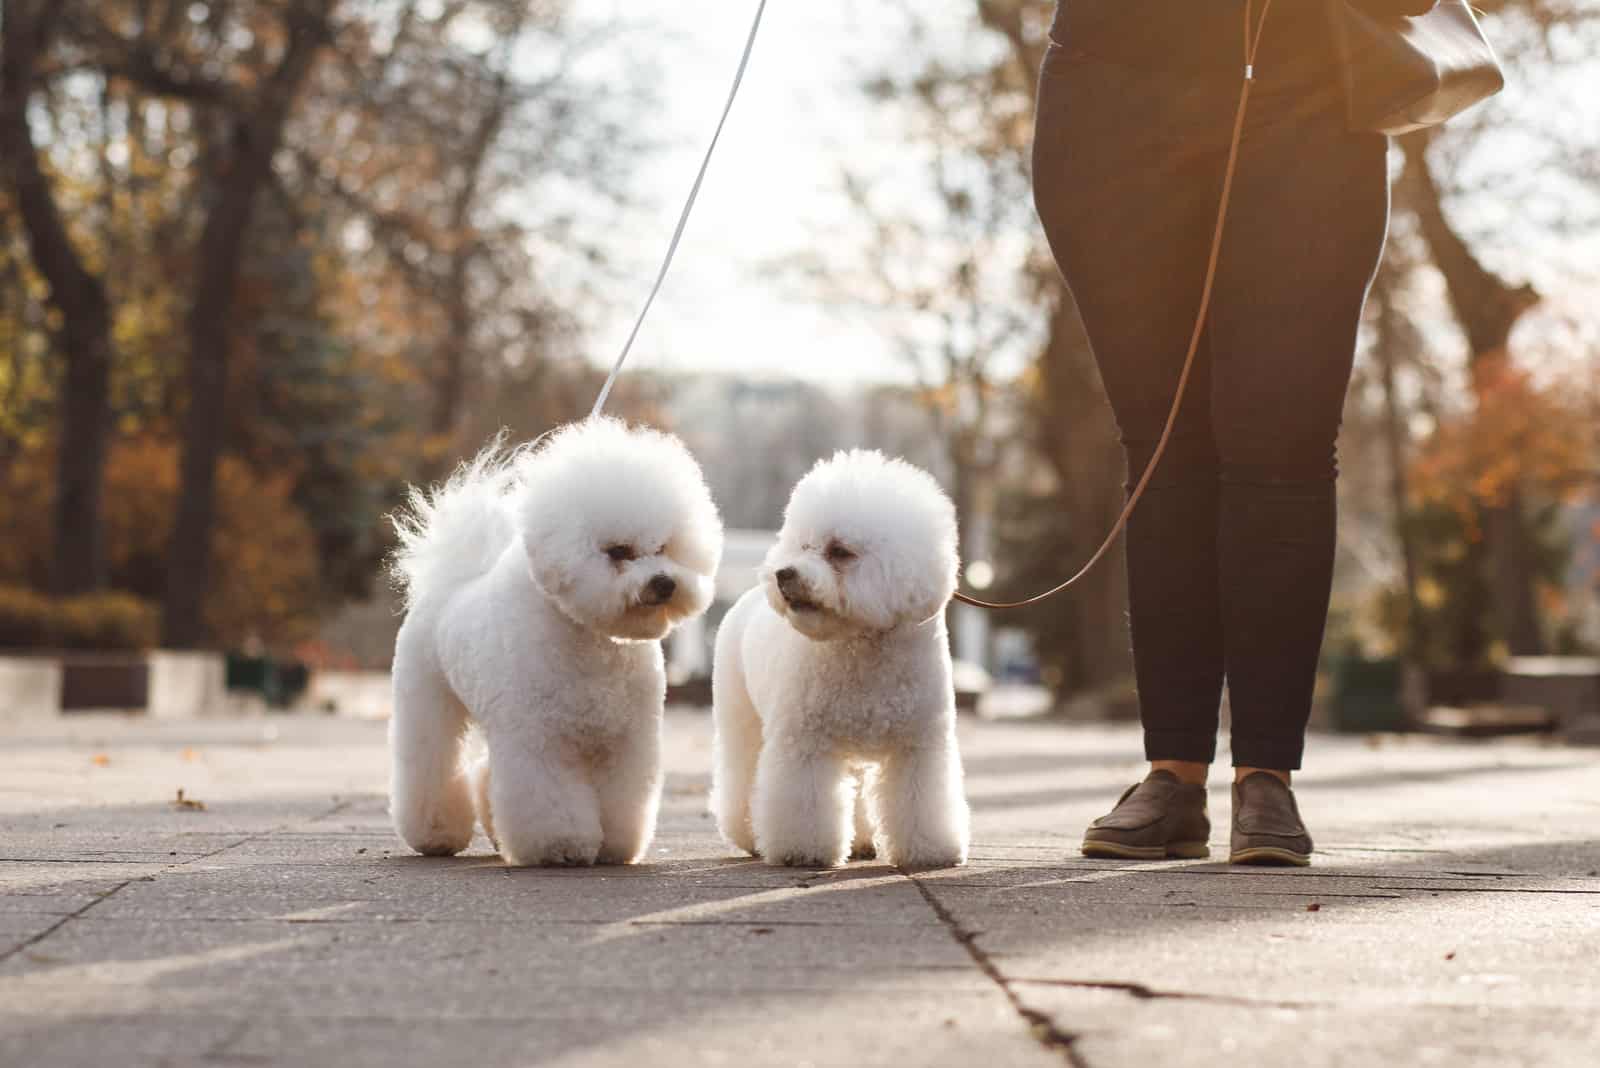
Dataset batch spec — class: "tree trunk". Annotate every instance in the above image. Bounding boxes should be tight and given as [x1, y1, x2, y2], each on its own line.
[967, 2, 1131, 693]
[1483, 486, 1543, 655]
[425, 38, 517, 473]
[1035, 295, 1133, 693]
[1, 0, 114, 594]
[162, 2, 333, 647]
[1370, 272, 1425, 658]
[1397, 132, 1544, 659]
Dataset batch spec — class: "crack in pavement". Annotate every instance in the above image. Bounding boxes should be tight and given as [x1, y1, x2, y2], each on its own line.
[909, 874, 1090, 1068]
[0, 880, 134, 965]
[0, 857, 173, 865]
[1371, 885, 1600, 895]
[172, 797, 357, 869]
[1009, 977, 1313, 1010]
[2, 797, 356, 963]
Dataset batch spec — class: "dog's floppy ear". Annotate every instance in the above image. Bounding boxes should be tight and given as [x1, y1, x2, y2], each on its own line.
[883, 539, 959, 627]
[521, 529, 568, 599]
[849, 519, 959, 629]
[904, 559, 959, 626]
[894, 464, 960, 626]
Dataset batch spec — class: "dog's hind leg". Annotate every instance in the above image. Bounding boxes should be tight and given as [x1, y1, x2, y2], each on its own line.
[710, 642, 763, 857]
[876, 741, 970, 870]
[390, 655, 476, 857]
[595, 723, 663, 865]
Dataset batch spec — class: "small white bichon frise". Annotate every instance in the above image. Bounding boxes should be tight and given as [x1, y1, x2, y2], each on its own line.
[711, 450, 970, 869]
[388, 418, 722, 866]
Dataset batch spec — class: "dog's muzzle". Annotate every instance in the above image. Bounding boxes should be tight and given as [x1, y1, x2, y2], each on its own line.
[774, 568, 819, 611]
[639, 573, 677, 607]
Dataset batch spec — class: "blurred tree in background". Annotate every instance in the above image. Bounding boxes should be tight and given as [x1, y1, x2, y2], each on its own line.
[2, 0, 1594, 678]
[0, 0, 646, 650]
[1376, 0, 1600, 666]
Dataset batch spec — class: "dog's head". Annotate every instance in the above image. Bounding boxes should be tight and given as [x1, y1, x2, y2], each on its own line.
[761, 450, 958, 641]
[518, 417, 722, 641]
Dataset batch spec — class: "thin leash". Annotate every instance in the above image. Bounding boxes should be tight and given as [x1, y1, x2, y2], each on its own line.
[590, 0, 770, 419]
[953, 0, 1276, 610]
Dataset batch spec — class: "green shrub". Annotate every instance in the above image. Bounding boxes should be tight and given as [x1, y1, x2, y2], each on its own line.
[54, 592, 159, 651]
[0, 586, 159, 651]
[0, 587, 57, 648]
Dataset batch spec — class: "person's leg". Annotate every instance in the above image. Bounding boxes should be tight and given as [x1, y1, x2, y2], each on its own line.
[1206, 80, 1390, 778]
[1033, 43, 1232, 775]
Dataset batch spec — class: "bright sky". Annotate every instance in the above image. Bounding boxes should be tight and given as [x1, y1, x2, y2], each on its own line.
[569, 0, 956, 387]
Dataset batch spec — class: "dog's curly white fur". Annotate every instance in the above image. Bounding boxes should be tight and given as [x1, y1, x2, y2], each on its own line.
[388, 418, 721, 866]
[711, 450, 970, 869]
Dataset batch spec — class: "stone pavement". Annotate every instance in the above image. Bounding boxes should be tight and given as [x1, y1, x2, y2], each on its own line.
[1, 710, 1597, 1068]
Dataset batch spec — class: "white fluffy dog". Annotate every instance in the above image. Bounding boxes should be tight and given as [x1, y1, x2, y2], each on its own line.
[711, 450, 970, 869]
[388, 418, 722, 866]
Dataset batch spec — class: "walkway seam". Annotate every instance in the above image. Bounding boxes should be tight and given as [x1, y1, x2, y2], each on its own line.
[1, 797, 352, 964]
[909, 873, 1090, 1068]
[0, 880, 134, 965]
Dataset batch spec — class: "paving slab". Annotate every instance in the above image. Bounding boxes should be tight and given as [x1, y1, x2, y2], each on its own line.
[1, 710, 1597, 1067]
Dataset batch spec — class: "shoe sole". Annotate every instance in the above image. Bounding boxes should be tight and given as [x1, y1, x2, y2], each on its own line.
[1228, 846, 1311, 867]
[1081, 840, 1210, 861]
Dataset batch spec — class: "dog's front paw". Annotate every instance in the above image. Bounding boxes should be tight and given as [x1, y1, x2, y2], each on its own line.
[768, 850, 844, 869]
[500, 835, 601, 868]
[595, 843, 645, 866]
[758, 835, 848, 869]
[884, 844, 967, 871]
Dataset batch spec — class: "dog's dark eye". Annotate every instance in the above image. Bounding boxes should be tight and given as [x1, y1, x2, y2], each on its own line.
[825, 542, 856, 563]
[604, 544, 637, 563]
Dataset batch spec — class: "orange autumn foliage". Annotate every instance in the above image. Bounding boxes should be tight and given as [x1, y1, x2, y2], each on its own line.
[0, 437, 320, 647]
[1409, 360, 1594, 526]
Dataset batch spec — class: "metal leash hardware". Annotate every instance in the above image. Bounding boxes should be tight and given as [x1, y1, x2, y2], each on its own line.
[590, 0, 770, 418]
[954, 0, 1276, 610]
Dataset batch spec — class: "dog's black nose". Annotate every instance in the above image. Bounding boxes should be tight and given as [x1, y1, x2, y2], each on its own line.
[775, 567, 797, 584]
[647, 574, 676, 601]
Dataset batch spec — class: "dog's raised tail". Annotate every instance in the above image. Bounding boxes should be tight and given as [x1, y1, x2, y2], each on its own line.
[390, 436, 522, 609]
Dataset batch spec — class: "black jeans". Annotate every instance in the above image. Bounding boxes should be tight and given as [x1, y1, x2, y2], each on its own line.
[1033, 0, 1389, 769]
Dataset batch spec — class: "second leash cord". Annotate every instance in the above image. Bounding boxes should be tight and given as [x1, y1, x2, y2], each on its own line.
[590, 0, 770, 418]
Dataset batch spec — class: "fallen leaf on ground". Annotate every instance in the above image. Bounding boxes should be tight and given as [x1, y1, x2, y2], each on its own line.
[1306, 903, 1322, 912]
[172, 788, 207, 811]
[180, 748, 201, 762]
[90, 754, 110, 767]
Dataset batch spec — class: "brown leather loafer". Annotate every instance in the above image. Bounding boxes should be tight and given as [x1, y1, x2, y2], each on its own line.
[1229, 772, 1313, 866]
[1082, 770, 1211, 860]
